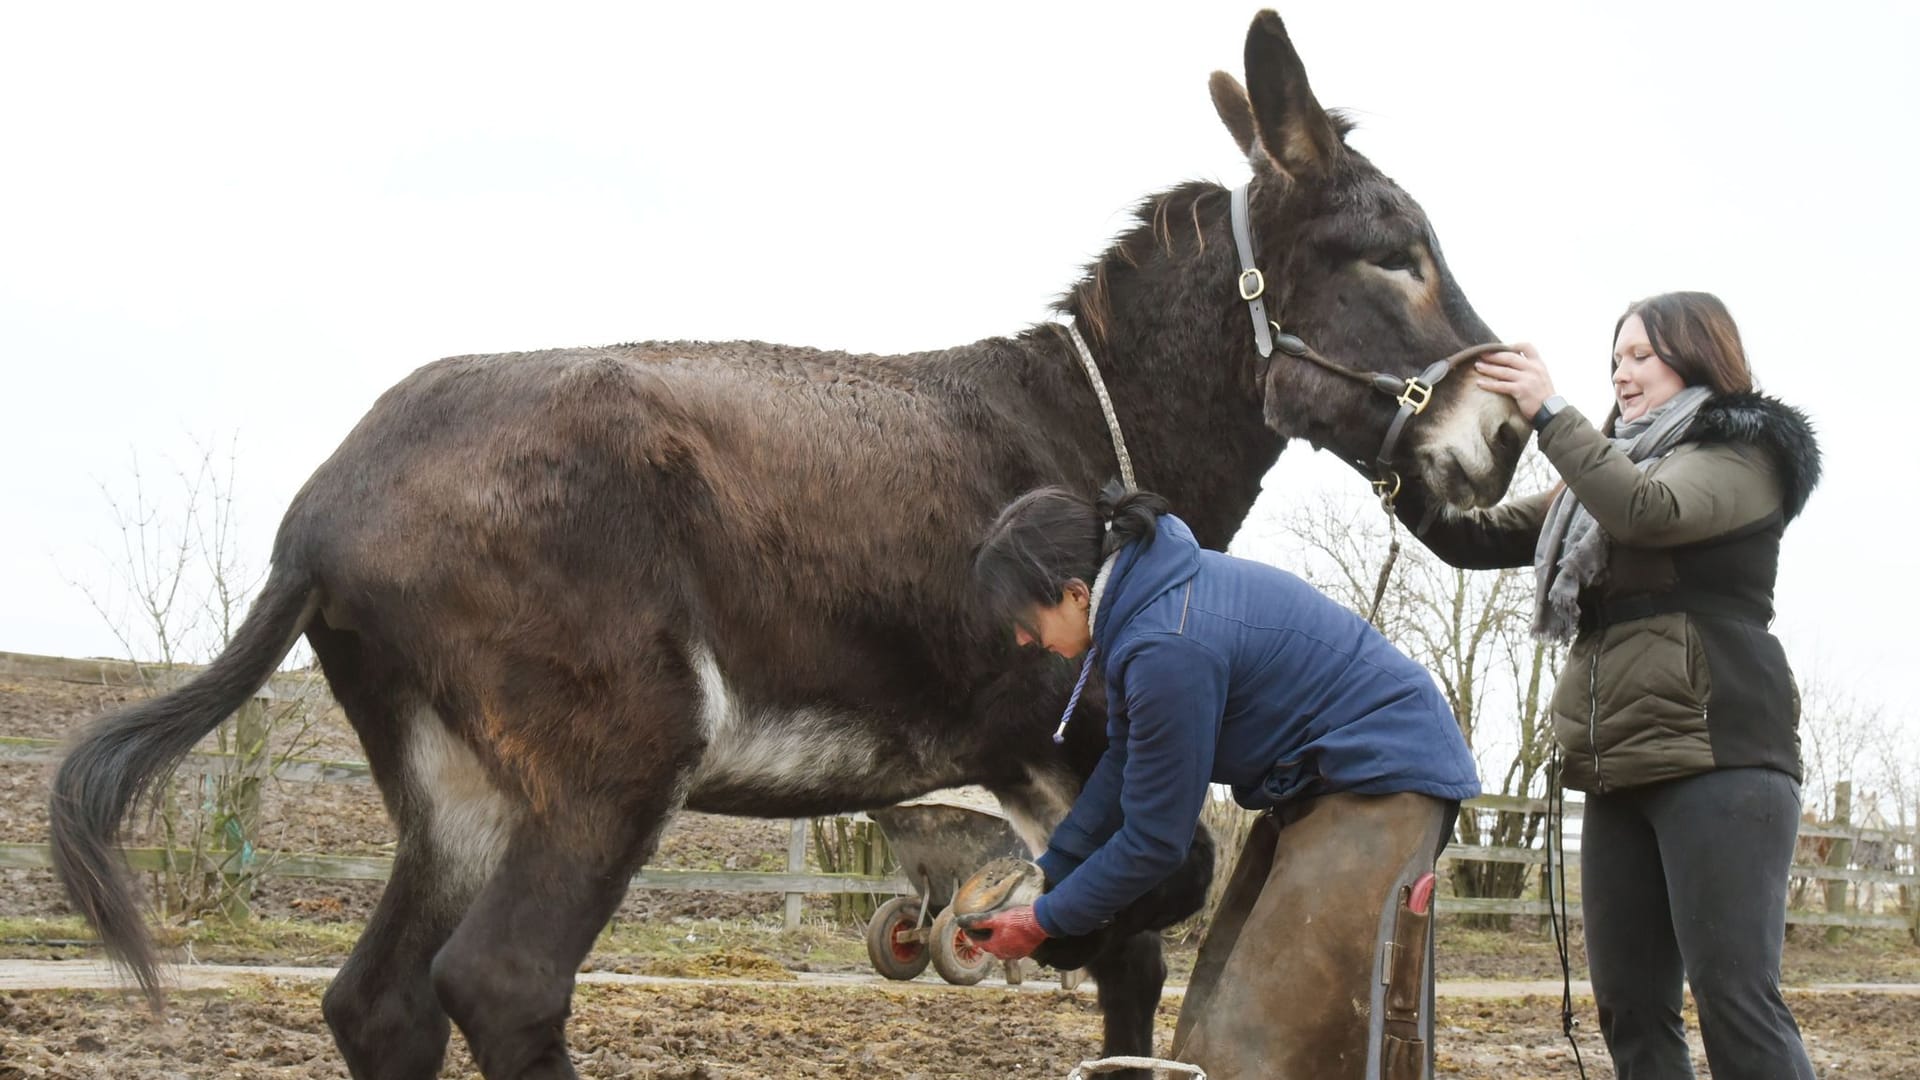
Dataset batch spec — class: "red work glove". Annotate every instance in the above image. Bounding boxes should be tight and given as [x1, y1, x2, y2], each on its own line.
[963, 904, 1049, 961]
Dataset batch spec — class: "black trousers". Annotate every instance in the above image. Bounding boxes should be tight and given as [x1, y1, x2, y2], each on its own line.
[1581, 767, 1815, 1080]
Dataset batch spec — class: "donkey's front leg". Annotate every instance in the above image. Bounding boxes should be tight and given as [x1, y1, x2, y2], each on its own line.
[1088, 930, 1169, 1080]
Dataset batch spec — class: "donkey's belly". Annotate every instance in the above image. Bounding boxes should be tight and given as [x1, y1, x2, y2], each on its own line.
[680, 643, 965, 817]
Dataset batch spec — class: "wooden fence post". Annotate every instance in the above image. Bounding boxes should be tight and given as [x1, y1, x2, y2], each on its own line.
[1824, 780, 1853, 945]
[219, 699, 268, 922]
[1908, 796, 1919, 945]
[784, 819, 807, 931]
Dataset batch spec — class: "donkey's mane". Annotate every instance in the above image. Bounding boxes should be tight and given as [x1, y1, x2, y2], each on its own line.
[1057, 107, 1360, 350]
[1057, 180, 1232, 350]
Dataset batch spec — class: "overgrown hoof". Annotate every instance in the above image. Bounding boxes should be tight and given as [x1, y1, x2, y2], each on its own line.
[952, 857, 1044, 934]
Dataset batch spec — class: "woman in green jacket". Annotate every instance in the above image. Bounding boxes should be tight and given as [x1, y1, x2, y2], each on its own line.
[1404, 292, 1821, 1079]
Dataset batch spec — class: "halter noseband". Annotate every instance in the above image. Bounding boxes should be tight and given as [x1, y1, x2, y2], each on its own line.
[1230, 182, 1511, 505]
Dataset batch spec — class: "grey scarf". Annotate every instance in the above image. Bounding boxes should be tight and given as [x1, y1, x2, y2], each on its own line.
[1532, 385, 1714, 642]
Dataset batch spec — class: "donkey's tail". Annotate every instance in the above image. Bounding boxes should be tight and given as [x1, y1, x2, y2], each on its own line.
[48, 565, 318, 1011]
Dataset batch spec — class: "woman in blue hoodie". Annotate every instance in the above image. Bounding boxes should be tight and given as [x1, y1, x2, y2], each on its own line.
[967, 483, 1479, 1079]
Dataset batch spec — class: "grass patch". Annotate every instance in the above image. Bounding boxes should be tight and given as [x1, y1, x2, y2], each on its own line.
[0, 915, 98, 954]
[0, 913, 877, 976]
[0, 914, 362, 965]
[634, 950, 797, 980]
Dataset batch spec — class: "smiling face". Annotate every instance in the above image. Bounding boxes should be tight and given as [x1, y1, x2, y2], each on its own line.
[1612, 314, 1689, 423]
[1013, 582, 1092, 660]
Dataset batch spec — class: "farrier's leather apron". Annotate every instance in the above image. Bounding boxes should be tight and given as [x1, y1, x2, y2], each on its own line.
[1172, 791, 1452, 1080]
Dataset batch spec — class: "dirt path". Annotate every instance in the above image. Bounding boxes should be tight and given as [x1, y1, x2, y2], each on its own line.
[7, 957, 1918, 999]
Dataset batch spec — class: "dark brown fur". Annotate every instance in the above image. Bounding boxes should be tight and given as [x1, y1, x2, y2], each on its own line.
[50, 12, 1524, 1080]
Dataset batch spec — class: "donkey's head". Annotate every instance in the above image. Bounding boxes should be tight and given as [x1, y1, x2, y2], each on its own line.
[1220, 12, 1529, 508]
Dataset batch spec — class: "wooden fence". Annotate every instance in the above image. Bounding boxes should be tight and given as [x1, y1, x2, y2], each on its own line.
[4, 650, 1916, 933]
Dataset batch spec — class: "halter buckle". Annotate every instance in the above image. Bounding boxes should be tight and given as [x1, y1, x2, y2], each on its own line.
[1397, 377, 1434, 414]
[1238, 268, 1266, 302]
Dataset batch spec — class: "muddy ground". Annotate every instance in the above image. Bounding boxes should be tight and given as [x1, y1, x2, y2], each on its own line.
[6, 670, 1920, 1078]
[4, 980, 1919, 1078]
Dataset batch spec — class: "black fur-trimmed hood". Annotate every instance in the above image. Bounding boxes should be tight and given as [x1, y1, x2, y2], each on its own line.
[1686, 392, 1821, 520]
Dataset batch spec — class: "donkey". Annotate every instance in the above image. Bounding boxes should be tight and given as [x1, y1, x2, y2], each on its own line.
[50, 11, 1528, 1079]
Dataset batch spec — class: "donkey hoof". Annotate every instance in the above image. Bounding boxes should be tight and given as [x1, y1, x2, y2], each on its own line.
[952, 857, 1045, 929]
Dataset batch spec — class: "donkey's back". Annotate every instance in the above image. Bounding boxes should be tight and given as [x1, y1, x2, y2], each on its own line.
[285, 340, 1030, 636]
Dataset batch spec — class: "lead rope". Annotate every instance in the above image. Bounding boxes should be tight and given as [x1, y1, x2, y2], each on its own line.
[1051, 553, 1118, 745]
[1546, 747, 1590, 1078]
[1365, 496, 1402, 629]
[1047, 320, 1131, 750]
[1058, 320, 1137, 490]
[1051, 646, 1098, 747]
[1068, 1055, 1206, 1079]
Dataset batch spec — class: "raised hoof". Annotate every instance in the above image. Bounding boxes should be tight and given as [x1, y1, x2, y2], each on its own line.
[951, 857, 1045, 933]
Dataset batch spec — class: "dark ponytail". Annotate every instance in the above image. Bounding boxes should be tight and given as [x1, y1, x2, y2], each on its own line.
[973, 481, 1171, 630]
[1093, 479, 1169, 559]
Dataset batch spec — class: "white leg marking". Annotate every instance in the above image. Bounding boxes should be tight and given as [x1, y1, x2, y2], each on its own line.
[689, 640, 737, 742]
[686, 641, 891, 796]
[408, 709, 519, 890]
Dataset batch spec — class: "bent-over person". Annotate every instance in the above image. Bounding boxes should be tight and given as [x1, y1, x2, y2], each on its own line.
[966, 483, 1480, 1079]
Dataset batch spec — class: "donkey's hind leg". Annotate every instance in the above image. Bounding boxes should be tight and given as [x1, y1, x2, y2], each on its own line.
[429, 785, 685, 1080]
[310, 628, 504, 1079]
[325, 842, 475, 1079]
[425, 674, 700, 1080]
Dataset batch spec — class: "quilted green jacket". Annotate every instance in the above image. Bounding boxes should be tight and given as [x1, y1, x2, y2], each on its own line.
[1400, 393, 1821, 792]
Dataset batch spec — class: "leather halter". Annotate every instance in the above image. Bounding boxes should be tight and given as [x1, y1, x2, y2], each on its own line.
[1230, 183, 1511, 504]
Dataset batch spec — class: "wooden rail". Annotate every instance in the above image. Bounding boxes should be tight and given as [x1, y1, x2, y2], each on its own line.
[6, 835, 1907, 928]
[0, 843, 909, 896]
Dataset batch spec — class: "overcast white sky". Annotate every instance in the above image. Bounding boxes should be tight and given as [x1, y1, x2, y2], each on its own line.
[3, 3, 1913, 748]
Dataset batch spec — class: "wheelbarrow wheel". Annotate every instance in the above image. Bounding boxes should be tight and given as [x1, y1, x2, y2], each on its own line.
[930, 908, 996, 986]
[865, 896, 930, 980]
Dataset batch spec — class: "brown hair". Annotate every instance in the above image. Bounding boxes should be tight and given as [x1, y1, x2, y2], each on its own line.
[1603, 291, 1754, 434]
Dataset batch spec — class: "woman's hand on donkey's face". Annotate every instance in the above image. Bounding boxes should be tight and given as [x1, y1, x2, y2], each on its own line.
[1474, 343, 1557, 420]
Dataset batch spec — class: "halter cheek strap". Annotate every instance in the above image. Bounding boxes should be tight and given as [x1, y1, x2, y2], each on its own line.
[1231, 183, 1276, 360]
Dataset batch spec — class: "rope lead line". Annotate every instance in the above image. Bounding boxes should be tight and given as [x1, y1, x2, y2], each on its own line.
[1061, 320, 1137, 490]
[1068, 1056, 1207, 1079]
[1366, 510, 1402, 628]
[1547, 749, 1590, 1078]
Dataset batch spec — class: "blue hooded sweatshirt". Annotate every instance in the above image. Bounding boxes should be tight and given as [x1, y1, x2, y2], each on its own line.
[1031, 514, 1480, 939]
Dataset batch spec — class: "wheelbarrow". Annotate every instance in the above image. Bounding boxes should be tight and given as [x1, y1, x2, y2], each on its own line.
[863, 790, 1035, 986]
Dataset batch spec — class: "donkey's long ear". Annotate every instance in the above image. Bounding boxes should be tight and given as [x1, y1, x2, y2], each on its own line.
[1209, 71, 1258, 160]
[1243, 10, 1341, 177]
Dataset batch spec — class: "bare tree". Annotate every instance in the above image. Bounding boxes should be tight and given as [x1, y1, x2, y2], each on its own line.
[1795, 664, 1897, 822]
[66, 437, 324, 921]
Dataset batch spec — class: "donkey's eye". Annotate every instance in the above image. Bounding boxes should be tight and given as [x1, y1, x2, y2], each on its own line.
[1369, 250, 1423, 279]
